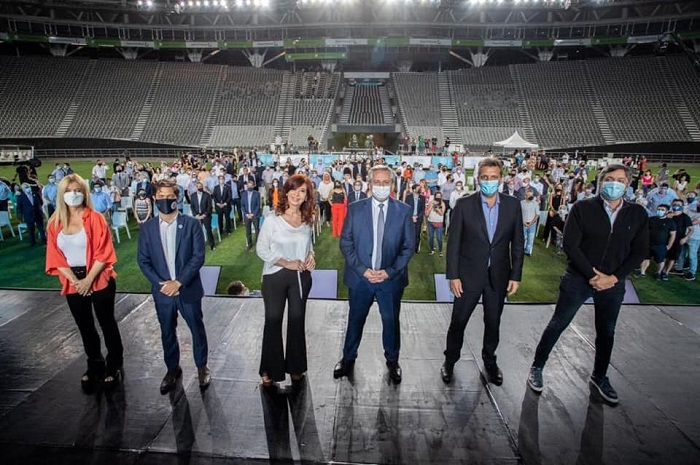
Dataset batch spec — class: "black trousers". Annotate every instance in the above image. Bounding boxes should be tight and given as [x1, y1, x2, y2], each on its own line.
[26, 218, 46, 246]
[260, 269, 312, 381]
[244, 215, 259, 247]
[320, 201, 331, 223]
[65, 278, 123, 373]
[199, 216, 215, 249]
[444, 278, 506, 368]
[215, 205, 232, 233]
[413, 218, 422, 252]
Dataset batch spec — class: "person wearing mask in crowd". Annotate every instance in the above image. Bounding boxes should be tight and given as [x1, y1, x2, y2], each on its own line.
[427, 191, 446, 257]
[334, 166, 415, 384]
[134, 189, 152, 227]
[317, 172, 333, 226]
[17, 182, 46, 246]
[673, 173, 690, 197]
[51, 163, 66, 182]
[503, 179, 517, 198]
[213, 174, 232, 235]
[238, 167, 256, 193]
[349, 180, 367, 204]
[577, 183, 595, 202]
[543, 183, 566, 242]
[551, 206, 568, 254]
[229, 174, 241, 223]
[261, 164, 275, 194]
[657, 163, 669, 185]
[112, 164, 130, 197]
[176, 167, 190, 192]
[452, 165, 466, 187]
[521, 188, 539, 256]
[413, 164, 425, 183]
[255, 175, 316, 387]
[191, 182, 216, 252]
[137, 179, 211, 394]
[268, 178, 282, 208]
[0, 178, 10, 212]
[441, 158, 524, 386]
[241, 179, 261, 250]
[528, 165, 648, 404]
[330, 180, 348, 238]
[441, 174, 456, 229]
[342, 173, 354, 198]
[135, 172, 151, 198]
[91, 159, 109, 185]
[43, 175, 58, 218]
[516, 177, 539, 202]
[405, 183, 426, 253]
[449, 180, 467, 209]
[309, 170, 321, 189]
[676, 197, 700, 281]
[663, 199, 692, 280]
[424, 166, 439, 194]
[646, 183, 678, 217]
[91, 182, 112, 219]
[108, 185, 122, 216]
[45, 173, 123, 391]
[395, 168, 409, 200]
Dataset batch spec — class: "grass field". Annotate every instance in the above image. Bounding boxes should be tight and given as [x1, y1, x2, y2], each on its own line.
[1, 158, 699, 304]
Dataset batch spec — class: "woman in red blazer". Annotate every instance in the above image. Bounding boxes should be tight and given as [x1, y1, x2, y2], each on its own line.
[45, 174, 123, 391]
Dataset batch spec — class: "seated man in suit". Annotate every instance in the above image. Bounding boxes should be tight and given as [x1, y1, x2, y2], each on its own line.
[190, 182, 216, 251]
[334, 166, 415, 384]
[348, 180, 367, 204]
[442, 157, 524, 386]
[404, 183, 426, 253]
[240, 179, 261, 250]
[16, 182, 46, 246]
[213, 174, 232, 235]
[137, 179, 211, 394]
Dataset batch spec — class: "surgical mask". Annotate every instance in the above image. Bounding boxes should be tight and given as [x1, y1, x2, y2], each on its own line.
[23, 187, 31, 194]
[155, 198, 178, 215]
[559, 211, 567, 218]
[48, 178, 55, 184]
[372, 185, 391, 201]
[601, 181, 626, 201]
[94, 186, 102, 193]
[657, 209, 666, 218]
[272, 182, 278, 187]
[533, 177, 540, 182]
[480, 180, 500, 196]
[585, 189, 593, 194]
[64, 191, 84, 206]
[672, 205, 683, 212]
[198, 187, 204, 192]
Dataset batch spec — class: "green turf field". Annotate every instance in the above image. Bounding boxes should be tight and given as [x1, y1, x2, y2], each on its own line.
[1, 158, 699, 304]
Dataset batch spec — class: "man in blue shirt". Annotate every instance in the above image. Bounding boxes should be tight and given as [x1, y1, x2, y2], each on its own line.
[0, 179, 10, 212]
[424, 166, 439, 194]
[91, 182, 112, 216]
[43, 175, 58, 217]
[646, 182, 678, 216]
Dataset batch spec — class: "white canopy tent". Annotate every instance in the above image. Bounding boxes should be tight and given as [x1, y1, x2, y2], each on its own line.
[493, 131, 539, 150]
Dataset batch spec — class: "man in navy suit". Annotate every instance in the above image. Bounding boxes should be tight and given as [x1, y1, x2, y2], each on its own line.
[190, 182, 216, 251]
[334, 165, 415, 384]
[441, 158, 524, 386]
[16, 182, 45, 246]
[213, 174, 232, 235]
[348, 180, 367, 204]
[404, 183, 426, 253]
[137, 179, 211, 394]
[240, 179, 261, 250]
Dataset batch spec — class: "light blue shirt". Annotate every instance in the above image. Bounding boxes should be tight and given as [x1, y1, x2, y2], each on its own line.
[0, 182, 10, 201]
[92, 191, 111, 213]
[481, 194, 500, 243]
[43, 183, 58, 205]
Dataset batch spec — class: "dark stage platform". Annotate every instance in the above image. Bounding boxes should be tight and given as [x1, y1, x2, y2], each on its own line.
[0, 290, 699, 465]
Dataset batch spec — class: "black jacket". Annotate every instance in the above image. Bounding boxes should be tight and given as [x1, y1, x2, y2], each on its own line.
[190, 191, 212, 218]
[563, 196, 649, 281]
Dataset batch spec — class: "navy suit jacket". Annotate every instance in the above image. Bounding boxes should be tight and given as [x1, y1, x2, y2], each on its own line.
[348, 191, 367, 204]
[404, 193, 426, 221]
[340, 197, 415, 290]
[446, 193, 524, 294]
[17, 192, 43, 223]
[241, 190, 261, 217]
[137, 214, 205, 304]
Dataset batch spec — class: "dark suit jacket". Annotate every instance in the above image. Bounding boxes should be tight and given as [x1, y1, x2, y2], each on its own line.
[446, 193, 524, 293]
[136, 181, 151, 196]
[213, 184, 232, 207]
[237, 174, 256, 193]
[241, 189, 261, 217]
[340, 197, 415, 290]
[137, 214, 205, 304]
[190, 191, 212, 218]
[348, 190, 367, 204]
[395, 177, 410, 200]
[404, 193, 426, 221]
[17, 192, 43, 223]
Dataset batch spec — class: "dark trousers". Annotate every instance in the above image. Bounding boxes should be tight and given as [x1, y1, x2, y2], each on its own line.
[47, 203, 56, 218]
[154, 296, 209, 371]
[533, 272, 625, 379]
[216, 206, 232, 233]
[342, 280, 404, 363]
[26, 218, 46, 246]
[66, 278, 123, 373]
[244, 215, 259, 247]
[260, 269, 313, 381]
[444, 279, 506, 367]
[320, 201, 331, 223]
[199, 216, 215, 249]
[413, 218, 422, 252]
[231, 198, 242, 222]
[542, 215, 555, 242]
[0, 199, 7, 211]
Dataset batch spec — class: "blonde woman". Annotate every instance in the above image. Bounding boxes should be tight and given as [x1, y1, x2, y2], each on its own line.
[45, 174, 123, 391]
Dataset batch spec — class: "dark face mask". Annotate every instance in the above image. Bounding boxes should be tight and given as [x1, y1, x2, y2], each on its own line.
[156, 198, 178, 215]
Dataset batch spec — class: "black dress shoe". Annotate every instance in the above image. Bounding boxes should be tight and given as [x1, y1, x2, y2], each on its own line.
[333, 359, 354, 379]
[485, 365, 503, 386]
[440, 362, 454, 384]
[160, 366, 183, 395]
[387, 361, 402, 384]
[198, 366, 211, 391]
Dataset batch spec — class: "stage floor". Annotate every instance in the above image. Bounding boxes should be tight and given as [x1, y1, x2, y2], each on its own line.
[0, 290, 699, 465]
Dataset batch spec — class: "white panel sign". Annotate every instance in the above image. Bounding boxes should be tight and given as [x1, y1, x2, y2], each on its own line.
[409, 38, 452, 47]
[484, 40, 523, 47]
[252, 40, 284, 48]
[326, 38, 368, 47]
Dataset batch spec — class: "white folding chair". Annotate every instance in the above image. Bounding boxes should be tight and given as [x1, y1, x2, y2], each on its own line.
[537, 210, 548, 235]
[111, 211, 131, 243]
[183, 203, 192, 216]
[0, 211, 15, 238]
[228, 207, 237, 230]
[210, 214, 222, 243]
[17, 222, 28, 241]
[120, 196, 134, 218]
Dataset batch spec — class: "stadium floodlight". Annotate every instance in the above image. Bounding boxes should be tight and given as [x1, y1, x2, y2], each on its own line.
[235, 0, 243, 7]
[203, 0, 210, 6]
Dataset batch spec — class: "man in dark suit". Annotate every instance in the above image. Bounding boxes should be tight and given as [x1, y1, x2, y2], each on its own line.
[240, 179, 261, 250]
[442, 158, 524, 386]
[135, 172, 151, 198]
[342, 173, 354, 198]
[395, 170, 410, 200]
[334, 166, 415, 384]
[229, 174, 241, 223]
[137, 179, 211, 394]
[348, 180, 367, 204]
[404, 183, 426, 253]
[16, 182, 46, 246]
[237, 167, 256, 194]
[213, 174, 232, 235]
[190, 182, 216, 251]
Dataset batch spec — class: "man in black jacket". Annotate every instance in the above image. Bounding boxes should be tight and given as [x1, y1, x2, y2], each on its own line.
[528, 164, 649, 405]
[190, 182, 216, 251]
[213, 175, 232, 235]
[404, 183, 426, 254]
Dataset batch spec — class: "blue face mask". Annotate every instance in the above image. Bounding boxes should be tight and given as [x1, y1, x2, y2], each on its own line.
[23, 187, 31, 194]
[657, 209, 666, 218]
[48, 178, 55, 184]
[94, 186, 102, 193]
[688, 196, 697, 204]
[601, 181, 626, 201]
[480, 180, 500, 196]
[672, 205, 683, 212]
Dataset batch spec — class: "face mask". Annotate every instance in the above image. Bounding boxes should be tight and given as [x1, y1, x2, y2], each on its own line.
[601, 181, 626, 201]
[672, 205, 683, 212]
[657, 210, 667, 218]
[435, 197, 442, 202]
[372, 185, 391, 201]
[138, 193, 147, 199]
[533, 177, 540, 182]
[480, 180, 500, 196]
[48, 178, 55, 184]
[688, 196, 697, 204]
[272, 182, 278, 187]
[23, 187, 32, 194]
[585, 189, 593, 194]
[94, 186, 102, 193]
[457, 186, 463, 190]
[156, 198, 178, 215]
[559, 211, 567, 218]
[64, 192, 84, 206]
[198, 187, 204, 192]
[526, 195, 534, 200]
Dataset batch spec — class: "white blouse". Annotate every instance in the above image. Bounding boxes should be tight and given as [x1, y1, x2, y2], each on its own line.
[57, 229, 88, 267]
[256, 212, 313, 276]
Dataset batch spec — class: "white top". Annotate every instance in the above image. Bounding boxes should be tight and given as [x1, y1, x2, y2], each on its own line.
[317, 180, 333, 201]
[159, 215, 178, 280]
[371, 198, 388, 270]
[520, 199, 540, 223]
[57, 229, 88, 267]
[256, 212, 313, 276]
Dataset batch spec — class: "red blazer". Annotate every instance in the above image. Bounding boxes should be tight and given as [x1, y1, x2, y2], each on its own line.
[46, 208, 117, 295]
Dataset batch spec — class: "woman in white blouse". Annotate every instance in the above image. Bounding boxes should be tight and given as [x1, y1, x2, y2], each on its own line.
[256, 174, 316, 386]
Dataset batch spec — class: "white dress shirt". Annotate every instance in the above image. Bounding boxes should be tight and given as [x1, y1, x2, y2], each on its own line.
[159, 215, 178, 280]
[256, 213, 313, 276]
[371, 197, 388, 270]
